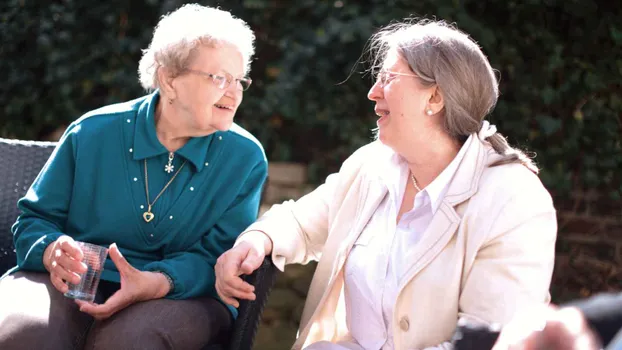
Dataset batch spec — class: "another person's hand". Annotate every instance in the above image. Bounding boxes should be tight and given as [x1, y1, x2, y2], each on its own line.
[215, 231, 271, 307]
[43, 235, 87, 294]
[493, 305, 601, 350]
[75, 243, 170, 320]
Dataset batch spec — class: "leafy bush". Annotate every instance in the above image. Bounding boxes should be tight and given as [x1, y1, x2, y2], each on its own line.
[1, 0, 620, 199]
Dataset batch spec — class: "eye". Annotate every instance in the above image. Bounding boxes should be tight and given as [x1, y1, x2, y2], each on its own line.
[377, 71, 392, 85]
[213, 75, 227, 85]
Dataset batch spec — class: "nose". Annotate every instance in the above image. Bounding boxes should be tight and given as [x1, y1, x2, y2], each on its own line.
[367, 80, 383, 101]
[223, 83, 241, 99]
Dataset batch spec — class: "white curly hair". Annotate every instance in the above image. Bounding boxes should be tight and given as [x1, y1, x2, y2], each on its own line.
[138, 4, 255, 91]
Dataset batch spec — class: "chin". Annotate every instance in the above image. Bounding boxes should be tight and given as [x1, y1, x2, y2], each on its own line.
[215, 118, 234, 131]
[377, 129, 400, 151]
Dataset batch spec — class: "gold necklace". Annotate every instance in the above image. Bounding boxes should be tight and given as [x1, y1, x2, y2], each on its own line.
[410, 172, 422, 192]
[143, 158, 186, 222]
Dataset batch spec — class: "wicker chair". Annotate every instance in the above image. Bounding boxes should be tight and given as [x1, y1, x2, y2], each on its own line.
[0, 137, 279, 350]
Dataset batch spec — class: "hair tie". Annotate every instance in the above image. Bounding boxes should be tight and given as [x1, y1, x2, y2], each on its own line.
[478, 120, 497, 140]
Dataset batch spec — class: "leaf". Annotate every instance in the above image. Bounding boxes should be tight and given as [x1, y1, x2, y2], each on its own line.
[537, 115, 562, 136]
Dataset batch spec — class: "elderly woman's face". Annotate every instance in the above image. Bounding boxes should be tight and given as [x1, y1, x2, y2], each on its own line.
[171, 43, 245, 135]
[367, 49, 436, 149]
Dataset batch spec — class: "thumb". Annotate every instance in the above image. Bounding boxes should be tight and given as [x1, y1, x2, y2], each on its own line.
[239, 247, 264, 275]
[109, 243, 134, 275]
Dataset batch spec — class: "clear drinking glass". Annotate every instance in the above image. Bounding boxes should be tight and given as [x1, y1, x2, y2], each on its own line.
[63, 242, 108, 302]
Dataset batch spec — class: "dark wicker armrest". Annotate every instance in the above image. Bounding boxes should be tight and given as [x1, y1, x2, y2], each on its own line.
[227, 256, 280, 350]
[0, 138, 57, 276]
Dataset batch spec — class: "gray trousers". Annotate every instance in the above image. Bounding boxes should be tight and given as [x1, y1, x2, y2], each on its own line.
[0, 271, 231, 350]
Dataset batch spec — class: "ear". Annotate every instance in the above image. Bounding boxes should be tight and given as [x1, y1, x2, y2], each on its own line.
[156, 66, 178, 100]
[427, 85, 445, 114]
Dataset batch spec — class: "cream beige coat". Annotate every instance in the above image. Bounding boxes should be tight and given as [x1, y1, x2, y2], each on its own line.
[242, 135, 557, 350]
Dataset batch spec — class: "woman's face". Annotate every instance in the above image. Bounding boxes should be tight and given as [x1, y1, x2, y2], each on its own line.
[170, 43, 246, 136]
[367, 49, 438, 150]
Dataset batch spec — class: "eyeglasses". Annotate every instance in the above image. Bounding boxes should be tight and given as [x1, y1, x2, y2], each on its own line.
[375, 70, 418, 87]
[184, 69, 252, 91]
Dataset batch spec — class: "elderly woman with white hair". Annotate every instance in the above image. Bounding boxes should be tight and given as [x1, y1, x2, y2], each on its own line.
[215, 19, 557, 350]
[0, 4, 266, 349]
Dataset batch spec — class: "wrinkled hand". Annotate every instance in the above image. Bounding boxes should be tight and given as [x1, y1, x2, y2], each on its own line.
[215, 238, 267, 308]
[493, 305, 601, 350]
[43, 235, 87, 294]
[75, 243, 170, 320]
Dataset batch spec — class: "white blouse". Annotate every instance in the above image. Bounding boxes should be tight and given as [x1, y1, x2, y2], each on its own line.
[306, 145, 467, 350]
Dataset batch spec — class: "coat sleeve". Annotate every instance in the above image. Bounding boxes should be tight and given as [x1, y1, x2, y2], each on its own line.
[12, 124, 78, 272]
[238, 147, 368, 271]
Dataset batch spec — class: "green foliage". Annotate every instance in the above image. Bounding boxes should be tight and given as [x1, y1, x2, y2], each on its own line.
[1, 0, 620, 198]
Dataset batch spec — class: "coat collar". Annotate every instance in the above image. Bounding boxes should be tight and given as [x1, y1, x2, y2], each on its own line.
[132, 91, 215, 172]
[397, 134, 499, 290]
[362, 134, 498, 291]
[367, 133, 493, 208]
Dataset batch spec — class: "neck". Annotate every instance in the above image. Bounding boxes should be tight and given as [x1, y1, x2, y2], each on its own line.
[154, 101, 190, 152]
[400, 129, 461, 189]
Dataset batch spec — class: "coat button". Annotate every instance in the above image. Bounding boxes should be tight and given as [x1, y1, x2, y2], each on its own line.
[399, 316, 410, 331]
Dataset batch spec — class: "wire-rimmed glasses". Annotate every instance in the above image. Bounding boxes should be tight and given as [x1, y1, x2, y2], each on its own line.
[184, 69, 252, 91]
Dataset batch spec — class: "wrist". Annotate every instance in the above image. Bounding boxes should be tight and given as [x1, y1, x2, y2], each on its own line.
[42, 242, 55, 272]
[151, 271, 174, 298]
[237, 230, 273, 255]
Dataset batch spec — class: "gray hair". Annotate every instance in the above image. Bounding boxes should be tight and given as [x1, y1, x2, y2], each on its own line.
[138, 4, 255, 91]
[368, 19, 537, 173]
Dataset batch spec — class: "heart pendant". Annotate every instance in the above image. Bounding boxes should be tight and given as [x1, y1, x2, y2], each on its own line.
[143, 212, 155, 223]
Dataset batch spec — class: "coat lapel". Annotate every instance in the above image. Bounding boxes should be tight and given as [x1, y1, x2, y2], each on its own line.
[398, 135, 491, 290]
[299, 165, 389, 334]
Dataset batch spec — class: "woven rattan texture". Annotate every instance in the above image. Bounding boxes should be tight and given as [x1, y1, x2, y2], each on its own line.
[0, 138, 56, 274]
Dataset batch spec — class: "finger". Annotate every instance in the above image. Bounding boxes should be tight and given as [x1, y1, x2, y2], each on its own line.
[51, 256, 82, 285]
[216, 286, 240, 308]
[59, 237, 83, 261]
[222, 296, 239, 308]
[215, 284, 236, 308]
[50, 274, 69, 294]
[75, 300, 111, 320]
[77, 290, 128, 320]
[224, 285, 256, 301]
[225, 275, 254, 293]
[239, 248, 264, 275]
[216, 280, 246, 307]
[220, 275, 255, 299]
[56, 249, 87, 274]
[108, 243, 134, 275]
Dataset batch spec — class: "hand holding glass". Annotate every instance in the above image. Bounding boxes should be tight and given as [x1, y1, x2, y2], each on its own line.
[64, 242, 108, 302]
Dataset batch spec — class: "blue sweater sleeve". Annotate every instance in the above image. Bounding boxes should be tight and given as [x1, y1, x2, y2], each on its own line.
[12, 125, 77, 271]
[143, 159, 268, 300]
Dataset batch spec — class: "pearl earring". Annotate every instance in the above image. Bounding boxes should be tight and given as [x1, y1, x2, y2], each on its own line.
[426, 109, 433, 116]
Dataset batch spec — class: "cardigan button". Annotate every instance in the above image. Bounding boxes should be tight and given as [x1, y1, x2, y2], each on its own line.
[399, 316, 410, 331]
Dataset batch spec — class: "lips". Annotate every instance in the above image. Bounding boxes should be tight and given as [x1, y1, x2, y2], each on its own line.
[375, 108, 390, 117]
[214, 104, 233, 110]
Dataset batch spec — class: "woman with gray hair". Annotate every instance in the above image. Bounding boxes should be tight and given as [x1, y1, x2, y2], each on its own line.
[0, 4, 266, 349]
[216, 19, 557, 349]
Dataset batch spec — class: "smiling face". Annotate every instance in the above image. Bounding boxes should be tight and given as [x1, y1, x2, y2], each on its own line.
[367, 48, 444, 151]
[167, 43, 246, 136]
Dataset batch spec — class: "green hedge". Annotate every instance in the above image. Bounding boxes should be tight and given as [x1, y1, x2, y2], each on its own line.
[1, 0, 620, 198]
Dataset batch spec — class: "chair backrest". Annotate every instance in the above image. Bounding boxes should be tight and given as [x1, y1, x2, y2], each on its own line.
[0, 138, 57, 274]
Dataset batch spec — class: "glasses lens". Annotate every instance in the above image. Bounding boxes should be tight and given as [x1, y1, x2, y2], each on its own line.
[376, 71, 386, 86]
[239, 78, 252, 91]
[210, 75, 228, 89]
